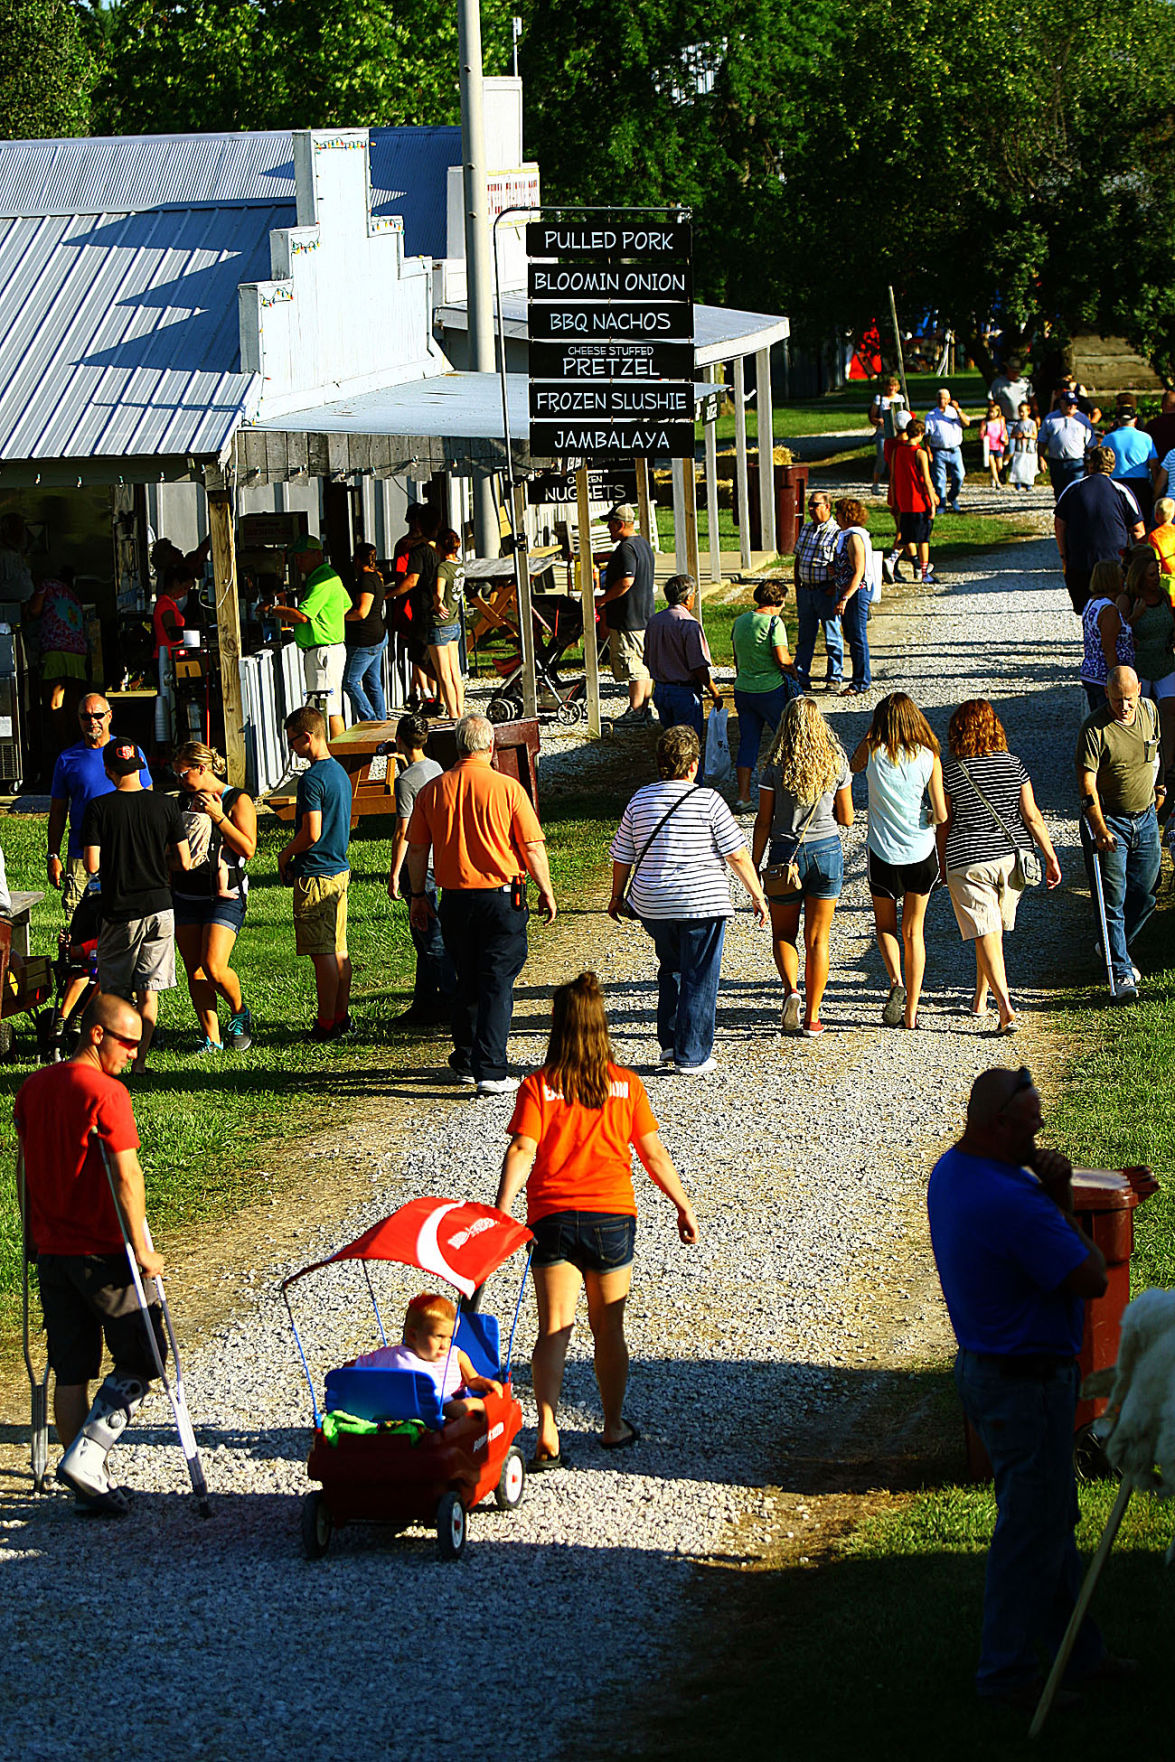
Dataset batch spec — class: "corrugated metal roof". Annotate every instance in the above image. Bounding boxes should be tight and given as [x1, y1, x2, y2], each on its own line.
[369, 126, 460, 259]
[0, 203, 292, 462]
[0, 133, 296, 218]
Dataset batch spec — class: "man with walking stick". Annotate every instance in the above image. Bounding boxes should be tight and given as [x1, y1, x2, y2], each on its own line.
[1077, 664, 1163, 1003]
[927, 1067, 1133, 1712]
[14, 993, 165, 1516]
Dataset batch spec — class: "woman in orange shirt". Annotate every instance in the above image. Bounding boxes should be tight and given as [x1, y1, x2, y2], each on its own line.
[495, 971, 699, 1471]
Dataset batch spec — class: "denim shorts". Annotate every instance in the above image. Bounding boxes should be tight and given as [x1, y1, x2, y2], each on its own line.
[173, 890, 248, 933]
[529, 1210, 637, 1273]
[767, 833, 844, 900]
[429, 621, 460, 646]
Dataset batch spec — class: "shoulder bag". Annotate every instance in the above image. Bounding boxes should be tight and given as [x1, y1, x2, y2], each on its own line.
[955, 758, 1042, 887]
[762, 797, 821, 899]
[615, 786, 700, 920]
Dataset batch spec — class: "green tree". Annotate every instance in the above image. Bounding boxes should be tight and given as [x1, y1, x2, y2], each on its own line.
[94, 0, 515, 135]
[520, 0, 838, 310]
[0, 0, 95, 136]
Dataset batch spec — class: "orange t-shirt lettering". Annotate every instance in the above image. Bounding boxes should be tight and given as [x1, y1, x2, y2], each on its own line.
[408, 757, 543, 889]
[506, 1065, 659, 1222]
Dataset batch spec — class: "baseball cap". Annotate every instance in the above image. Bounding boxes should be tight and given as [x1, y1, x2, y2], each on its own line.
[1116, 394, 1137, 415]
[286, 534, 324, 555]
[607, 503, 637, 524]
[103, 742, 142, 777]
[1062, 391, 1080, 405]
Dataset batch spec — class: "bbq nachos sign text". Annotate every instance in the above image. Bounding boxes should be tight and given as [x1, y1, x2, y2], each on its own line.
[526, 216, 695, 460]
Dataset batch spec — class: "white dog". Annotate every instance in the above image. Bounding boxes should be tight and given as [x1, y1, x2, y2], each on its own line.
[1094, 1287, 1175, 1561]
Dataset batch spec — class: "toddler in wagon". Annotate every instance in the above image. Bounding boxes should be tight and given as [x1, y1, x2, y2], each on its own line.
[381, 1292, 502, 1420]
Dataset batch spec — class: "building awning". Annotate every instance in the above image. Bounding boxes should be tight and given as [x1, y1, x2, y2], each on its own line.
[434, 294, 789, 368]
[236, 370, 719, 483]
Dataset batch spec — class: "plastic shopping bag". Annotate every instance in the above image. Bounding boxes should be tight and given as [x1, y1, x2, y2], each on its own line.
[703, 704, 734, 788]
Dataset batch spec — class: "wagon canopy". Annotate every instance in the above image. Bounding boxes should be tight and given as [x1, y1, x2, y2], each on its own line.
[282, 1198, 533, 1299]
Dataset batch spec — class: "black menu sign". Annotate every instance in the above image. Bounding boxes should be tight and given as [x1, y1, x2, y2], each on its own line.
[527, 217, 695, 460]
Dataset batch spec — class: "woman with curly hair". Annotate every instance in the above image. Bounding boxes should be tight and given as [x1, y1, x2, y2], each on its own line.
[831, 497, 873, 696]
[937, 700, 1060, 1032]
[495, 972, 699, 1468]
[752, 697, 854, 1036]
[851, 692, 947, 1029]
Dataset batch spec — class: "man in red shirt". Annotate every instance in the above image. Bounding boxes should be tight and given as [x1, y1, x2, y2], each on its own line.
[886, 417, 940, 585]
[15, 992, 165, 1516]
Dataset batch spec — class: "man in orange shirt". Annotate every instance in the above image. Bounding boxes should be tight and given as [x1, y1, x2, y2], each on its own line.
[407, 713, 556, 1096]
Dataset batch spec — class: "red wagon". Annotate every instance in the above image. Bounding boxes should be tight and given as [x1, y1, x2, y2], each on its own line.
[282, 1197, 534, 1561]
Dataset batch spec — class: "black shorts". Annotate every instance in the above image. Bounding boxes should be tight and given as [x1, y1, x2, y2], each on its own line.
[899, 511, 933, 544]
[529, 1211, 636, 1275]
[868, 848, 939, 901]
[36, 1253, 166, 1384]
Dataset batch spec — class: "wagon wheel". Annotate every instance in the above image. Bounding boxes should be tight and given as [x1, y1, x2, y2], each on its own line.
[486, 696, 516, 726]
[301, 1490, 332, 1559]
[494, 1446, 526, 1511]
[556, 700, 583, 728]
[435, 1490, 467, 1560]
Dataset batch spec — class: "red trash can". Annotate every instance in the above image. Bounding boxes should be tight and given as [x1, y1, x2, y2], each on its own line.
[962, 1165, 1158, 1480]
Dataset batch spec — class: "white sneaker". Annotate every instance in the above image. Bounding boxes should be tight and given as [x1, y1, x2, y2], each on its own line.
[781, 991, 802, 1034]
[477, 1076, 519, 1096]
[676, 1057, 717, 1076]
[1131, 964, 1142, 984]
[734, 798, 754, 814]
[658, 1048, 676, 1067]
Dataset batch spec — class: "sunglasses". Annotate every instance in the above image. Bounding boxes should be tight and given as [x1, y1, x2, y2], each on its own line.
[102, 1028, 141, 1052]
[80, 710, 110, 721]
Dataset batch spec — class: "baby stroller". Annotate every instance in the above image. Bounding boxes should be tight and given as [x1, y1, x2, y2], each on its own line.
[37, 885, 101, 1063]
[283, 1197, 534, 1561]
[486, 593, 612, 728]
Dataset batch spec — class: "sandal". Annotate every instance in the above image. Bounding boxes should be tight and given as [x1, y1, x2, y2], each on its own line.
[527, 1449, 566, 1473]
[600, 1420, 641, 1451]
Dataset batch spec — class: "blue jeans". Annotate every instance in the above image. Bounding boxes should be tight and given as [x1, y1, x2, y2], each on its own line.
[1047, 456, 1083, 499]
[794, 585, 844, 687]
[399, 874, 456, 1010]
[767, 833, 844, 899]
[955, 1351, 1103, 1696]
[839, 589, 872, 688]
[652, 682, 704, 737]
[438, 888, 529, 1082]
[930, 446, 965, 506]
[343, 634, 388, 722]
[641, 915, 727, 1067]
[1082, 806, 1160, 986]
[733, 682, 794, 771]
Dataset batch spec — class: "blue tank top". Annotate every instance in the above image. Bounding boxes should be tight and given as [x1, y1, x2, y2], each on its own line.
[866, 746, 935, 863]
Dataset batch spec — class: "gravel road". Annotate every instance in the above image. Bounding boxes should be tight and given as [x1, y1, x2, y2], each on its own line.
[0, 486, 1096, 1761]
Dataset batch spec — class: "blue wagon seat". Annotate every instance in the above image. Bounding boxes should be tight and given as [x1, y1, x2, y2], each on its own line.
[322, 1312, 503, 1429]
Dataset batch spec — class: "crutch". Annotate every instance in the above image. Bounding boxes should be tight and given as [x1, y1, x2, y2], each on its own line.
[15, 1147, 51, 1494]
[1029, 1479, 1133, 1738]
[1082, 809, 1118, 999]
[95, 1135, 211, 1518]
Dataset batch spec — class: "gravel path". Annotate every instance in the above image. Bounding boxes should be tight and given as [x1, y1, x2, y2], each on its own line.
[0, 487, 1095, 1760]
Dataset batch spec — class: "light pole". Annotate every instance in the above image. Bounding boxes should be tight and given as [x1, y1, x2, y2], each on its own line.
[457, 0, 500, 557]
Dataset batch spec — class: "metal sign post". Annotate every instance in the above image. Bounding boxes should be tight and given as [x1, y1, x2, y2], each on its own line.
[576, 465, 601, 737]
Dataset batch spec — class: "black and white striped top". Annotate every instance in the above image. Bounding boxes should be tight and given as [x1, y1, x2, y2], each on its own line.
[610, 781, 746, 920]
[942, 752, 1030, 870]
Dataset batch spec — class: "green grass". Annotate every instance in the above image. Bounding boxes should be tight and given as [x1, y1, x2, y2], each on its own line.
[0, 790, 616, 1327]
[1045, 889, 1175, 1292]
[611, 1362, 1170, 1761]
[707, 372, 993, 445]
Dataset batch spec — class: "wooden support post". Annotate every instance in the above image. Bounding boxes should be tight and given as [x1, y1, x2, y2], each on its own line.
[635, 457, 654, 548]
[733, 356, 751, 570]
[510, 480, 538, 722]
[207, 489, 246, 788]
[681, 456, 700, 590]
[705, 365, 722, 584]
[755, 345, 776, 556]
[576, 466, 601, 737]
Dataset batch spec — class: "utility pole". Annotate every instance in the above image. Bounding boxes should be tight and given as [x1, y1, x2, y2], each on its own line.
[458, 0, 500, 556]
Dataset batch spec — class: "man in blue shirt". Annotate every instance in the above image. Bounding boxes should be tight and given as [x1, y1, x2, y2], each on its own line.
[278, 705, 353, 1041]
[47, 693, 151, 913]
[928, 1067, 1124, 1710]
[924, 387, 971, 513]
[1039, 393, 1095, 499]
[1101, 395, 1158, 528]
